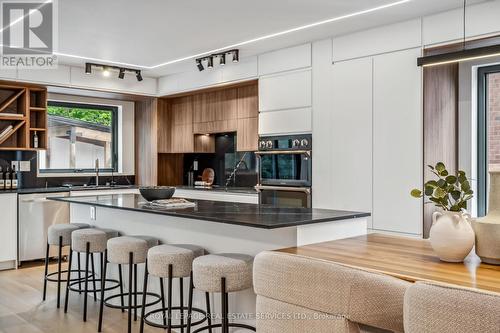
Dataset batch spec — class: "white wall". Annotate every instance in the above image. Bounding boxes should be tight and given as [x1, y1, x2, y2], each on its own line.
[45, 93, 135, 176]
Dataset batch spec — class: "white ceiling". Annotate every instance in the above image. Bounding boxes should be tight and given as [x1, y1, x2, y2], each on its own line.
[56, 0, 488, 77]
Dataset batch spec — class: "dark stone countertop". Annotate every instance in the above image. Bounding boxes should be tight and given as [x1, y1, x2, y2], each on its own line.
[49, 193, 370, 229]
[0, 185, 137, 195]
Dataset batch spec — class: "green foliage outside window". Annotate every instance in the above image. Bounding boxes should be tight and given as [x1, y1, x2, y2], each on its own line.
[47, 106, 112, 127]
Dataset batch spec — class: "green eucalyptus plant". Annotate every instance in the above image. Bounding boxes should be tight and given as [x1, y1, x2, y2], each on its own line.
[411, 162, 473, 212]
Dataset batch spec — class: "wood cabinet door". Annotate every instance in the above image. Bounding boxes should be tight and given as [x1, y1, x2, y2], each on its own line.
[171, 96, 193, 125]
[171, 123, 194, 153]
[237, 117, 258, 151]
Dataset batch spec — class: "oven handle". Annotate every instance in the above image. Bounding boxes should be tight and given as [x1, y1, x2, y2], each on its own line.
[255, 185, 311, 194]
[255, 150, 311, 156]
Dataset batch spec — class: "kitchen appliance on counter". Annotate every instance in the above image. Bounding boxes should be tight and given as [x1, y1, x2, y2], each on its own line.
[18, 192, 70, 262]
[256, 134, 312, 208]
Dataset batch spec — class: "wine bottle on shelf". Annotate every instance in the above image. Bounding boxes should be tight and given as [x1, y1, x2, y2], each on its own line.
[11, 165, 17, 189]
[5, 167, 11, 190]
[33, 131, 39, 148]
[0, 166, 4, 190]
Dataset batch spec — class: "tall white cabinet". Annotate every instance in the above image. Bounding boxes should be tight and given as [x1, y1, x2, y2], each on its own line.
[312, 40, 423, 235]
[372, 48, 423, 235]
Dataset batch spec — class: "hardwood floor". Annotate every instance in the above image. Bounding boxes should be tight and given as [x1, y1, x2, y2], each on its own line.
[0, 262, 159, 333]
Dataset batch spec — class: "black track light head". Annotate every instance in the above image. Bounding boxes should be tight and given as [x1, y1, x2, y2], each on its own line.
[118, 68, 125, 79]
[85, 63, 92, 74]
[232, 50, 239, 63]
[219, 54, 226, 66]
[207, 56, 214, 69]
[136, 70, 143, 81]
[196, 59, 204, 71]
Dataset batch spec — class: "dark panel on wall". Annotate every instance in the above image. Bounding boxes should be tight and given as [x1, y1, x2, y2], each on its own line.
[158, 153, 184, 186]
[423, 64, 459, 238]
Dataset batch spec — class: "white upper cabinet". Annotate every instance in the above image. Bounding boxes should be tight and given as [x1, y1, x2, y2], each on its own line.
[372, 48, 422, 235]
[258, 44, 311, 76]
[259, 69, 311, 112]
[332, 19, 421, 62]
[258, 108, 312, 135]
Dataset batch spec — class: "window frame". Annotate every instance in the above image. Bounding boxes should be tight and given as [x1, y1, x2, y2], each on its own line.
[39, 101, 119, 174]
[477, 64, 500, 216]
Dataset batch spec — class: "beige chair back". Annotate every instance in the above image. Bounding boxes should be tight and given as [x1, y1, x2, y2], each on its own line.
[404, 282, 500, 333]
[254, 251, 410, 333]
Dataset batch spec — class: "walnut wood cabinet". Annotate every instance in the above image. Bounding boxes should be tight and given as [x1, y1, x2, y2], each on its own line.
[158, 80, 258, 153]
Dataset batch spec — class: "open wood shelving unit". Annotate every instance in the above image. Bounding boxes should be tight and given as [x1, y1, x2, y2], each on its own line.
[0, 83, 47, 151]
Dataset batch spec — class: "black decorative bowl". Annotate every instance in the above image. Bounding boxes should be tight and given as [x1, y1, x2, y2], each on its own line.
[139, 186, 176, 201]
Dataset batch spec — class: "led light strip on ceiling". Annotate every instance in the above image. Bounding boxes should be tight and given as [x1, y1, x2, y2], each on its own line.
[54, 0, 412, 70]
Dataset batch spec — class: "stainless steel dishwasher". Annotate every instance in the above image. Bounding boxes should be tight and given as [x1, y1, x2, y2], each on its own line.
[18, 192, 70, 262]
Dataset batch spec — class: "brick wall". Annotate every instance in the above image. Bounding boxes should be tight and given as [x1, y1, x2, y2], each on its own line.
[488, 73, 500, 171]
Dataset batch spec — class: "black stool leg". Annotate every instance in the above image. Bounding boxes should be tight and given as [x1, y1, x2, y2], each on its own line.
[221, 277, 227, 333]
[225, 288, 229, 333]
[83, 243, 90, 321]
[180, 277, 184, 333]
[98, 249, 108, 332]
[118, 264, 125, 312]
[139, 259, 149, 333]
[77, 253, 82, 294]
[206, 292, 212, 333]
[167, 264, 173, 333]
[134, 264, 138, 321]
[187, 271, 194, 333]
[57, 236, 63, 308]
[64, 247, 73, 313]
[160, 278, 167, 326]
[42, 242, 49, 301]
[128, 252, 133, 333]
[91, 253, 97, 301]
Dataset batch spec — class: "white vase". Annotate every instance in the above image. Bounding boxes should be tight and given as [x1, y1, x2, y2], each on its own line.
[429, 211, 475, 262]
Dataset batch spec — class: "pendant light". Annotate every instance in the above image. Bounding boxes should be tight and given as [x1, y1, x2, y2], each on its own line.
[417, 0, 500, 67]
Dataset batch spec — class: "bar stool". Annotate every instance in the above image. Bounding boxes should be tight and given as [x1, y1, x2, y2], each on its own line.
[190, 253, 256, 333]
[139, 244, 209, 333]
[64, 228, 120, 321]
[43, 223, 90, 308]
[98, 236, 162, 333]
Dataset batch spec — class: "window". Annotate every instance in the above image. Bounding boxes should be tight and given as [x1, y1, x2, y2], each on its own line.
[39, 101, 118, 173]
[477, 64, 500, 216]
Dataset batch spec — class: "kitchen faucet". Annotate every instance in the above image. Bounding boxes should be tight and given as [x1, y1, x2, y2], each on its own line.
[95, 158, 99, 187]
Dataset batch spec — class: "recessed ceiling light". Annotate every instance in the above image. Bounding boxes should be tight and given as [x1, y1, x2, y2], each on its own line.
[52, 0, 412, 70]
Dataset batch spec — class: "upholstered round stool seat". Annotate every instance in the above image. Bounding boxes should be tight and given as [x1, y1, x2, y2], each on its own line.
[48, 223, 88, 246]
[193, 253, 254, 293]
[107, 236, 149, 264]
[148, 244, 205, 278]
[71, 228, 118, 253]
[172, 244, 205, 258]
[130, 235, 159, 249]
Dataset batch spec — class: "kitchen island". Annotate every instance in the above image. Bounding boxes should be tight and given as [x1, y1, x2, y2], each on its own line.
[49, 193, 369, 329]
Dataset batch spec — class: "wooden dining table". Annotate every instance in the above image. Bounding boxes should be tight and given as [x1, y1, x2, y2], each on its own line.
[277, 233, 500, 294]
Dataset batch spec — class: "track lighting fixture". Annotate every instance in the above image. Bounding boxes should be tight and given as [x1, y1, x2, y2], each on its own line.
[195, 49, 239, 71]
[84, 63, 144, 81]
[232, 50, 239, 63]
[136, 70, 143, 82]
[196, 59, 204, 71]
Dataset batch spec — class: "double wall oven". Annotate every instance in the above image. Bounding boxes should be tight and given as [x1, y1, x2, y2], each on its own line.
[256, 134, 312, 208]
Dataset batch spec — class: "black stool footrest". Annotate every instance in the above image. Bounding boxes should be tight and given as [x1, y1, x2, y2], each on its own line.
[68, 278, 120, 293]
[104, 292, 161, 310]
[45, 269, 93, 283]
[192, 323, 256, 333]
[143, 306, 207, 329]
